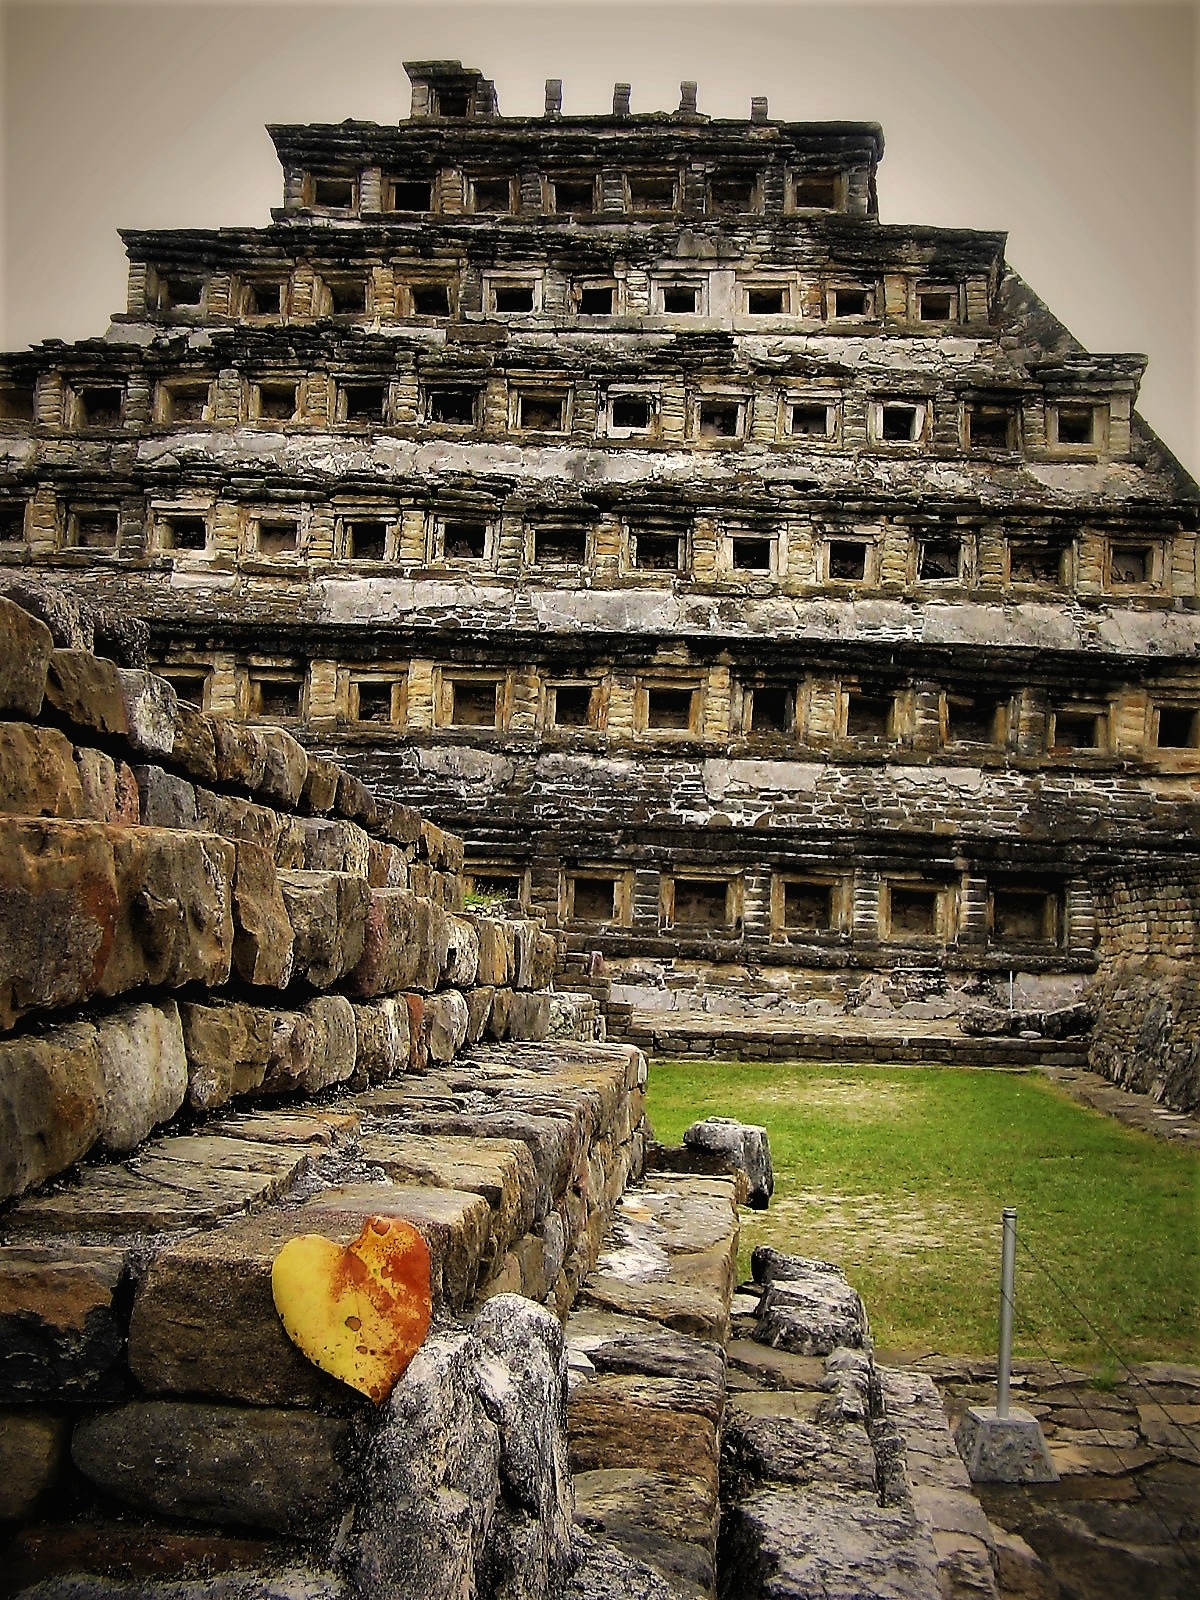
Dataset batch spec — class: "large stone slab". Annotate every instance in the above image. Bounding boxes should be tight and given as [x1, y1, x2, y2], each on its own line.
[180, 998, 274, 1110]
[94, 998, 188, 1155]
[45, 650, 176, 758]
[0, 1244, 129, 1400]
[277, 868, 370, 987]
[346, 887, 450, 997]
[0, 1408, 71, 1522]
[231, 840, 294, 987]
[0, 1022, 103, 1201]
[100, 825, 235, 997]
[0, 596, 53, 716]
[0, 721, 86, 818]
[72, 1401, 351, 1535]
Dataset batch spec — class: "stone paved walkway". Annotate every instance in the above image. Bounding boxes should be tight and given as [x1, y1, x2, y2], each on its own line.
[1038, 1065, 1200, 1149]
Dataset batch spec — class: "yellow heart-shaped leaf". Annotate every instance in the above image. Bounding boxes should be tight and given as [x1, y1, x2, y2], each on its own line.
[271, 1215, 432, 1402]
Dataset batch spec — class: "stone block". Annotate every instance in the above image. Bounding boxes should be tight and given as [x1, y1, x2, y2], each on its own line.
[346, 888, 450, 997]
[0, 1022, 103, 1200]
[95, 998, 188, 1155]
[755, 1271, 869, 1357]
[406, 994, 429, 1070]
[74, 747, 134, 826]
[424, 988, 470, 1064]
[231, 840, 294, 987]
[685, 1118, 773, 1209]
[210, 717, 266, 792]
[0, 597, 54, 716]
[44, 651, 176, 757]
[465, 985, 494, 1044]
[100, 826, 236, 997]
[180, 999, 274, 1110]
[367, 835, 409, 888]
[300, 752, 341, 813]
[133, 763, 198, 829]
[444, 915, 480, 987]
[0, 1409, 71, 1521]
[129, 1186, 492, 1404]
[296, 814, 372, 876]
[508, 991, 552, 1041]
[170, 701, 218, 783]
[0, 1245, 130, 1401]
[0, 722, 85, 818]
[352, 995, 412, 1083]
[472, 916, 516, 986]
[194, 786, 283, 856]
[71, 1401, 352, 1535]
[255, 725, 308, 807]
[375, 799, 423, 844]
[262, 994, 356, 1096]
[335, 768, 377, 828]
[277, 868, 370, 987]
[355, 1132, 537, 1260]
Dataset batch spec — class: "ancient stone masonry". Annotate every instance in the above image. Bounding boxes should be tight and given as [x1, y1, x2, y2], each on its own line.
[0, 60, 1197, 1039]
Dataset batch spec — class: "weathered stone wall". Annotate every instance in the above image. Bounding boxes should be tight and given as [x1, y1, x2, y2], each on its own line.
[1086, 864, 1200, 1113]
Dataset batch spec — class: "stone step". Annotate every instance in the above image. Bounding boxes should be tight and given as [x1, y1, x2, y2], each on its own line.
[566, 1173, 741, 1598]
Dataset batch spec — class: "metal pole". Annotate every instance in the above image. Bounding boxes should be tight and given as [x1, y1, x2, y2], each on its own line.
[997, 1207, 1017, 1419]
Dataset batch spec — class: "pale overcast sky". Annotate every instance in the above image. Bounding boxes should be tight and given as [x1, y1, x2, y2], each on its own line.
[2, 0, 1195, 470]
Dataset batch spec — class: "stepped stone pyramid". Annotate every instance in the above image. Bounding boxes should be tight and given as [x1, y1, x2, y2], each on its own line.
[1, 58, 1197, 1039]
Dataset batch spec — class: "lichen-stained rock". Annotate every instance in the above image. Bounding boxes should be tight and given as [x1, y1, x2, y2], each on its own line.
[684, 1118, 773, 1210]
[100, 826, 236, 998]
[74, 747, 139, 824]
[296, 815, 372, 877]
[508, 990, 552, 1042]
[44, 651, 176, 758]
[466, 985, 494, 1044]
[95, 998, 188, 1155]
[472, 1295, 576, 1600]
[367, 835, 409, 889]
[752, 1246, 844, 1286]
[335, 768, 377, 829]
[301, 751, 341, 814]
[71, 1401, 352, 1536]
[0, 1244, 130, 1401]
[352, 996, 412, 1083]
[0, 596, 54, 716]
[568, 1372, 723, 1494]
[0, 819, 119, 1026]
[720, 1401, 879, 1502]
[346, 887, 450, 997]
[471, 916, 516, 987]
[514, 920, 556, 990]
[300, 994, 357, 1094]
[0, 723, 86, 818]
[350, 1330, 501, 1600]
[565, 1529, 692, 1600]
[0, 1409, 71, 1523]
[0, 1022, 102, 1200]
[256, 725, 308, 808]
[180, 999, 275, 1110]
[444, 915, 480, 987]
[424, 988, 470, 1064]
[277, 868, 370, 987]
[170, 700, 219, 783]
[754, 1266, 870, 1357]
[488, 985, 514, 1040]
[718, 1487, 942, 1600]
[211, 717, 268, 793]
[133, 763, 199, 830]
[194, 787, 286, 858]
[231, 840, 295, 988]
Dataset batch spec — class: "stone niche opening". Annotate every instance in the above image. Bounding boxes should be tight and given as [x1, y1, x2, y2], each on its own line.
[917, 537, 960, 582]
[827, 540, 868, 582]
[782, 878, 835, 933]
[1109, 544, 1157, 587]
[339, 383, 387, 423]
[709, 171, 757, 215]
[845, 691, 891, 740]
[439, 518, 489, 561]
[387, 178, 432, 212]
[886, 883, 942, 940]
[879, 401, 922, 442]
[577, 284, 615, 315]
[254, 516, 299, 558]
[746, 287, 786, 315]
[832, 286, 871, 319]
[312, 174, 356, 209]
[790, 401, 834, 437]
[160, 272, 204, 310]
[158, 513, 208, 553]
[241, 279, 285, 317]
[248, 672, 303, 720]
[552, 176, 595, 216]
[990, 883, 1059, 946]
[1156, 706, 1199, 749]
[75, 386, 123, 428]
[447, 678, 500, 728]
[516, 392, 567, 432]
[667, 875, 734, 929]
[968, 401, 1017, 450]
[747, 684, 794, 733]
[698, 400, 743, 440]
[470, 176, 514, 213]
[645, 685, 700, 732]
[609, 395, 655, 434]
[491, 283, 536, 314]
[570, 875, 617, 922]
[917, 287, 955, 322]
[947, 694, 1000, 746]
[533, 524, 588, 565]
[630, 529, 684, 571]
[1051, 707, 1105, 753]
[1054, 403, 1098, 447]
[628, 173, 675, 211]
[468, 868, 525, 905]
[730, 535, 773, 572]
[661, 285, 699, 314]
[343, 518, 389, 561]
[0, 382, 35, 421]
[427, 388, 478, 426]
[255, 381, 298, 422]
[159, 668, 209, 708]
[1009, 539, 1065, 586]
[551, 684, 593, 727]
[411, 284, 452, 317]
[353, 679, 398, 725]
[67, 508, 119, 551]
[0, 500, 26, 542]
[159, 381, 210, 424]
[326, 279, 367, 316]
[793, 172, 839, 209]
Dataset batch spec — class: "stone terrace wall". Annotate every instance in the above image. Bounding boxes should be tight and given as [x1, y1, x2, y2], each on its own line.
[1086, 863, 1200, 1113]
[0, 592, 575, 1201]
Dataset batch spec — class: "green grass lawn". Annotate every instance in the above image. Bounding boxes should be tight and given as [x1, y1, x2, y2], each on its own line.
[647, 1060, 1200, 1365]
